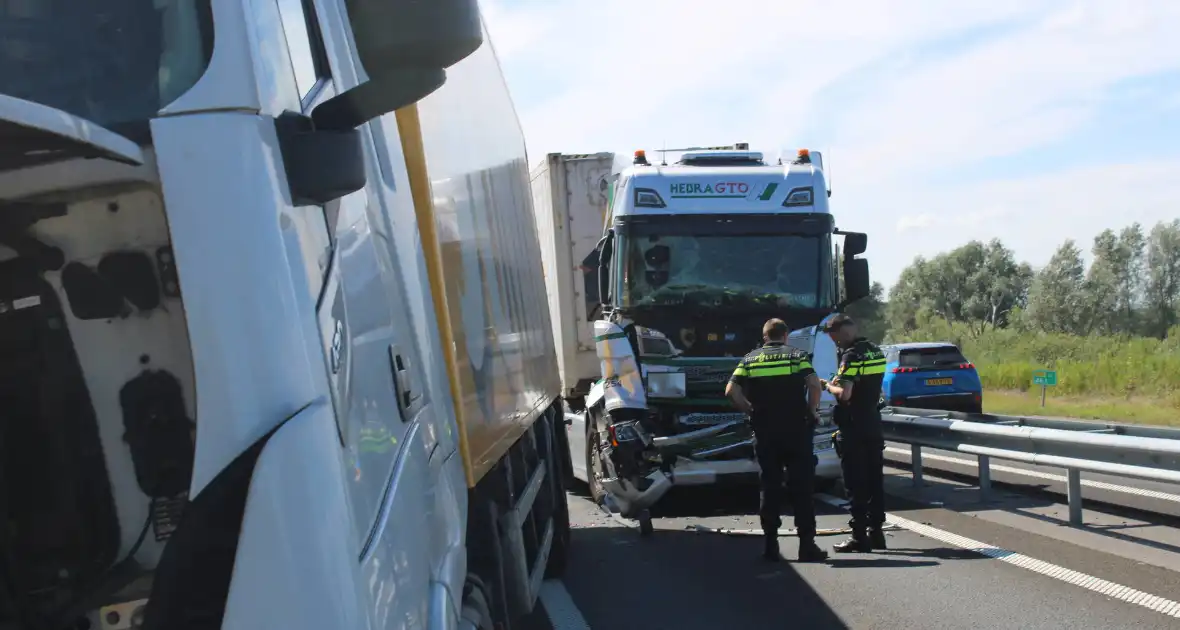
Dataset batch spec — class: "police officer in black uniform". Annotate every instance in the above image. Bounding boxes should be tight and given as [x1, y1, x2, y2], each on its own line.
[819, 314, 888, 553]
[726, 318, 828, 563]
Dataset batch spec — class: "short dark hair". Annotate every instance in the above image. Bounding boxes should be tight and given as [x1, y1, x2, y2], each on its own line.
[763, 318, 788, 340]
[821, 313, 856, 333]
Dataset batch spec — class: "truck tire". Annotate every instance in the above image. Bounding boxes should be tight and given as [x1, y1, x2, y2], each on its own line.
[585, 410, 606, 504]
[458, 577, 494, 630]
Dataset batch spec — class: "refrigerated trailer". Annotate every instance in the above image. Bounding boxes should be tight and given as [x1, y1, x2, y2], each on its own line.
[0, 1, 568, 629]
[530, 153, 615, 403]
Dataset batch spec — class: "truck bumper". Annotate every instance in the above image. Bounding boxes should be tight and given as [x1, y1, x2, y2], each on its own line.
[602, 434, 843, 515]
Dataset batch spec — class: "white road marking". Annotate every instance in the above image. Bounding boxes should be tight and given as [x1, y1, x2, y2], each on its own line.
[540, 579, 592, 630]
[816, 494, 1180, 618]
[884, 446, 1180, 504]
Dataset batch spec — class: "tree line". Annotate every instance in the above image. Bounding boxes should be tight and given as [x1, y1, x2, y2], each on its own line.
[846, 218, 1180, 343]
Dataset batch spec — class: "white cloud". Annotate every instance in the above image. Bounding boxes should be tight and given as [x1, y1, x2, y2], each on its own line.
[483, 0, 1180, 288]
[831, 2, 1180, 181]
[896, 214, 936, 233]
[855, 159, 1180, 284]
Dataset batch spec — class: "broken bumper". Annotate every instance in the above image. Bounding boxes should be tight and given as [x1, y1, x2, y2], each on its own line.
[602, 431, 841, 516]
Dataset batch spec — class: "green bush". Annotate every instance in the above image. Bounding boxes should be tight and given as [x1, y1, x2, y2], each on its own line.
[886, 320, 1180, 401]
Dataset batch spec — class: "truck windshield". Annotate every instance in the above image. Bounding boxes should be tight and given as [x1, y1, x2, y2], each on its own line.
[0, 0, 214, 143]
[621, 232, 832, 309]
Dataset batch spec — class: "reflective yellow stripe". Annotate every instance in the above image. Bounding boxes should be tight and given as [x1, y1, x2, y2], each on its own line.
[747, 358, 798, 368]
[732, 366, 749, 377]
[748, 364, 803, 377]
[843, 358, 886, 376]
[800, 360, 814, 372]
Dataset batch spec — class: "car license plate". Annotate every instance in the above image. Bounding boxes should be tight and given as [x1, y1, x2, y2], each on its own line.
[925, 378, 953, 386]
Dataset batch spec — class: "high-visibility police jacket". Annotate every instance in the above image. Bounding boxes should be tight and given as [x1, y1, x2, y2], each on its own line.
[832, 337, 887, 439]
[729, 341, 815, 439]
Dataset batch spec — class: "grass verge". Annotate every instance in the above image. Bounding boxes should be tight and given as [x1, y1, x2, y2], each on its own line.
[983, 390, 1180, 427]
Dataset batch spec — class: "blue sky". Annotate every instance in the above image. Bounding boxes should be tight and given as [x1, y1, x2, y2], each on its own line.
[483, 0, 1180, 294]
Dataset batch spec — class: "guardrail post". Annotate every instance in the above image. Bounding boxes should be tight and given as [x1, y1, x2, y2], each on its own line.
[1067, 468, 1083, 525]
[911, 443, 923, 487]
[977, 455, 991, 502]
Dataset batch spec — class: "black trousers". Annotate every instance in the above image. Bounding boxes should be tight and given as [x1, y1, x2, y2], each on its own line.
[755, 434, 817, 539]
[839, 435, 886, 532]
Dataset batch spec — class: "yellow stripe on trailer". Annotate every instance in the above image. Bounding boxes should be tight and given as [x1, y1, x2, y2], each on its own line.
[395, 104, 477, 489]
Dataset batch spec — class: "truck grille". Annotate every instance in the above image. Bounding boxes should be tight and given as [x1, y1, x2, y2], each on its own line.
[681, 364, 734, 385]
[678, 411, 747, 427]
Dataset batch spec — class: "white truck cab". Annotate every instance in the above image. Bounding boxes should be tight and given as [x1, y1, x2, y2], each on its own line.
[0, 2, 568, 629]
[569, 145, 871, 525]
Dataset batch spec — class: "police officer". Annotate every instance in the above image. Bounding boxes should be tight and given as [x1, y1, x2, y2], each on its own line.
[819, 314, 888, 553]
[726, 318, 828, 563]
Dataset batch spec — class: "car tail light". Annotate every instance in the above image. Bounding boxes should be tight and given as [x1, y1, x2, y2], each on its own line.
[891, 367, 917, 373]
[958, 362, 975, 369]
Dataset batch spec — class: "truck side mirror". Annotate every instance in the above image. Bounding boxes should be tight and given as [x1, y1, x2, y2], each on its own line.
[597, 232, 614, 311]
[312, 0, 483, 131]
[282, 0, 482, 205]
[841, 232, 867, 257]
[581, 247, 601, 320]
[842, 258, 870, 304]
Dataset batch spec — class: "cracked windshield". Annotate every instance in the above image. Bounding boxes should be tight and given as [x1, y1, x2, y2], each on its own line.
[624, 232, 828, 309]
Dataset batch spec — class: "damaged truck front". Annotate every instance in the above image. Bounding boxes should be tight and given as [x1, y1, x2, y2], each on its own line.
[559, 146, 872, 531]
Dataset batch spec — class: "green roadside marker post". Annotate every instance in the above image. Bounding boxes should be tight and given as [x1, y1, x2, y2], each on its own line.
[1031, 369, 1057, 407]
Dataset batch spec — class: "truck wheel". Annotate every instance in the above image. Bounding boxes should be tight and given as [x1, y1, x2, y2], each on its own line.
[458, 577, 494, 630]
[585, 412, 606, 504]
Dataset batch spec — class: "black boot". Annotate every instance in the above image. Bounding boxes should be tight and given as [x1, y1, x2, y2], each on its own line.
[797, 538, 829, 563]
[763, 536, 784, 562]
[833, 531, 872, 553]
[869, 528, 888, 550]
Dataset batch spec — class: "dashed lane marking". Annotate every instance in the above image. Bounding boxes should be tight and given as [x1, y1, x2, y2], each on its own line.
[816, 494, 1180, 619]
[884, 446, 1180, 504]
[540, 579, 592, 630]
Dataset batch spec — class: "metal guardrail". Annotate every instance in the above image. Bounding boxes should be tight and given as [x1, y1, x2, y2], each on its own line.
[888, 406, 1180, 441]
[880, 407, 1180, 525]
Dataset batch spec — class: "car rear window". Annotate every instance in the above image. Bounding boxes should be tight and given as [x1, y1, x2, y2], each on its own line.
[898, 347, 968, 368]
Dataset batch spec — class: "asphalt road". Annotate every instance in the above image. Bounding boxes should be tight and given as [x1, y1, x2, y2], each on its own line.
[531, 480, 1180, 630]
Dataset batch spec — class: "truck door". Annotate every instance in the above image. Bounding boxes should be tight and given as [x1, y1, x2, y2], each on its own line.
[276, 0, 436, 623]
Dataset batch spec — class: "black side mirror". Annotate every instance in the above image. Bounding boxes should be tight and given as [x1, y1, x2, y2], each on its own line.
[841, 231, 867, 257]
[581, 246, 601, 320]
[313, 0, 483, 131]
[597, 232, 614, 309]
[843, 258, 870, 304]
[280, 0, 483, 207]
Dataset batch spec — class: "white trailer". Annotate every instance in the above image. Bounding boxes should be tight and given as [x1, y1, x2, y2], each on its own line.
[530, 152, 615, 404]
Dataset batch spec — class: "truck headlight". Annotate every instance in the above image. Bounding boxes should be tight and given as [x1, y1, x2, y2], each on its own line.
[646, 371, 686, 398]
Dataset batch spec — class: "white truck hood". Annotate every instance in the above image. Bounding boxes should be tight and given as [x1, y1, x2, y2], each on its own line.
[0, 94, 144, 173]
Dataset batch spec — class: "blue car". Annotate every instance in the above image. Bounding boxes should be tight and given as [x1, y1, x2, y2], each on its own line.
[880, 342, 983, 413]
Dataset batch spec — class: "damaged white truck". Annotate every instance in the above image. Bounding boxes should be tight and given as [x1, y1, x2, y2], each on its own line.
[532, 146, 872, 532]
